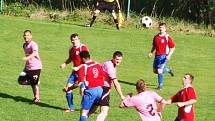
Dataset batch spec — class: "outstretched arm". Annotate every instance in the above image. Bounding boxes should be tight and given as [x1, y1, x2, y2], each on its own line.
[157, 99, 167, 112]
[60, 56, 72, 69]
[176, 99, 197, 108]
[113, 79, 125, 100]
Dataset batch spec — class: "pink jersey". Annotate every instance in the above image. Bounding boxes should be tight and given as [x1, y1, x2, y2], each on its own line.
[123, 90, 163, 121]
[102, 60, 116, 88]
[69, 44, 89, 67]
[153, 34, 175, 55]
[171, 86, 197, 121]
[23, 41, 42, 70]
[78, 61, 104, 89]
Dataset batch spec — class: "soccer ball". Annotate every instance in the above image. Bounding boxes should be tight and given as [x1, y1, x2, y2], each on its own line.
[140, 16, 153, 28]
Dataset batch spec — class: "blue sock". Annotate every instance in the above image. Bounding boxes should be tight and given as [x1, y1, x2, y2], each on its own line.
[80, 116, 87, 121]
[158, 73, 164, 88]
[163, 67, 171, 73]
[66, 93, 74, 109]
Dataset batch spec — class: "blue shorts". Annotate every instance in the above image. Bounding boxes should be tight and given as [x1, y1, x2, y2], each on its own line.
[81, 86, 103, 110]
[174, 117, 183, 121]
[67, 73, 78, 84]
[153, 55, 167, 69]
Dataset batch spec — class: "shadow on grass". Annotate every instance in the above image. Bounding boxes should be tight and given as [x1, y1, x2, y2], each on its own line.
[0, 92, 67, 111]
[119, 80, 157, 88]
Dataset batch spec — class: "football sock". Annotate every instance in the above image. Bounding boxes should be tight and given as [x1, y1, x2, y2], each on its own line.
[114, 19, 119, 30]
[90, 16, 97, 27]
[66, 93, 74, 109]
[80, 116, 87, 121]
[158, 73, 164, 88]
[163, 67, 171, 73]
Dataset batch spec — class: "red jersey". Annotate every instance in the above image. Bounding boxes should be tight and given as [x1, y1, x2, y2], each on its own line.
[171, 86, 197, 121]
[69, 44, 89, 67]
[78, 61, 104, 89]
[153, 34, 175, 55]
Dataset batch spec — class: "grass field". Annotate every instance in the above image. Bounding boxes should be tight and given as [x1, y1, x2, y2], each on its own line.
[0, 15, 215, 121]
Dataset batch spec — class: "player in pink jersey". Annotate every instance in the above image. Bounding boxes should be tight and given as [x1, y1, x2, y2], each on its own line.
[148, 23, 175, 90]
[120, 79, 166, 121]
[64, 51, 104, 121]
[18, 30, 42, 103]
[166, 73, 197, 121]
[60, 33, 89, 112]
[88, 51, 125, 121]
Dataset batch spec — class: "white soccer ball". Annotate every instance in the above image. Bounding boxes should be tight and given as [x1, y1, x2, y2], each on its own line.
[140, 16, 153, 28]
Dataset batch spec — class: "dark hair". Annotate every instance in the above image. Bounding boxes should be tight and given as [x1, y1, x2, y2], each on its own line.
[159, 23, 166, 27]
[136, 79, 146, 93]
[79, 51, 90, 59]
[185, 73, 194, 82]
[24, 30, 32, 34]
[113, 51, 123, 58]
[70, 33, 79, 40]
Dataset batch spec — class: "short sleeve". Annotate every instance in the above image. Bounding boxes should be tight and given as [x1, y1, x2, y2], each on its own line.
[152, 91, 163, 102]
[167, 36, 175, 48]
[32, 42, 39, 52]
[123, 96, 137, 107]
[187, 87, 197, 100]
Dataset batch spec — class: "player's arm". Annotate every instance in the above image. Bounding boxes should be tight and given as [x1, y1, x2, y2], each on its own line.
[112, 78, 125, 100]
[166, 47, 175, 61]
[148, 46, 155, 57]
[166, 99, 173, 105]
[157, 99, 166, 112]
[176, 99, 197, 108]
[23, 50, 38, 61]
[63, 81, 79, 92]
[60, 51, 72, 68]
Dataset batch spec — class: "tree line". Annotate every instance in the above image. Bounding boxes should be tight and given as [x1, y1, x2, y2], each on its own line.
[3, 0, 215, 28]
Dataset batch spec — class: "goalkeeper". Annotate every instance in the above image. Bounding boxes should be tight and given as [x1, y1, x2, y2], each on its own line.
[86, 0, 121, 30]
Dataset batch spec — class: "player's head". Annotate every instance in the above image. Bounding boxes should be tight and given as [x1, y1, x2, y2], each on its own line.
[136, 79, 146, 93]
[79, 51, 90, 63]
[159, 23, 166, 34]
[70, 33, 80, 47]
[183, 73, 194, 85]
[23, 30, 32, 43]
[112, 51, 123, 66]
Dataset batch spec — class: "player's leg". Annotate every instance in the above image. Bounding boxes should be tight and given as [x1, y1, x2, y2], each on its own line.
[154, 55, 166, 90]
[96, 86, 110, 121]
[163, 62, 174, 77]
[111, 12, 119, 30]
[96, 106, 109, 121]
[29, 69, 41, 102]
[65, 73, 78, 112]
[88, 9, 100, 27]
[107, 2, 119, 30]
[80, 87, 102, 121]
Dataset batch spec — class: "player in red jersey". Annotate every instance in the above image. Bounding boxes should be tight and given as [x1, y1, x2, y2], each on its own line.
[64, 51, 104, 121]
[166, 73, 197, 121]
[60, 33, 89, 112]
[148, 23, 175, 90]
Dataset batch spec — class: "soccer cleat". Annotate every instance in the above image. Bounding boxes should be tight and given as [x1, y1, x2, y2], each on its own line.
[169, 69, 174, 77]
[64, 109, 75, 113]
[33, 98, 40, 103]
[85, 23, 91, 27]
[155, 86, 162, 91]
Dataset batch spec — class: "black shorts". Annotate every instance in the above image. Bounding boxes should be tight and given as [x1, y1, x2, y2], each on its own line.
[96, 1, 116, 13]
[99, 86, 111, 106]
[18, 69, 41, 85]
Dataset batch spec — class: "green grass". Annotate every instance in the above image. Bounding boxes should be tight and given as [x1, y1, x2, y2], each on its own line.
[0, 15, 215, 121]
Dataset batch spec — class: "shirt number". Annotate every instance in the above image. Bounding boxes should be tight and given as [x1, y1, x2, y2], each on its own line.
[146, 104, 155, 116]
